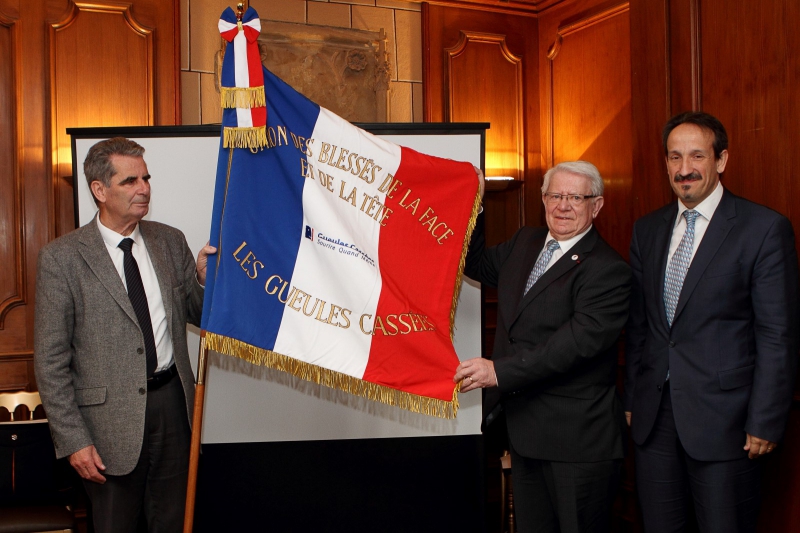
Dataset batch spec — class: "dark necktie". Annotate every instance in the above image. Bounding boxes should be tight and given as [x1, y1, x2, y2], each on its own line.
[118, 238, 158, 378]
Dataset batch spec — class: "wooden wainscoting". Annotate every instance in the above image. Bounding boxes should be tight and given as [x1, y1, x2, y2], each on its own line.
[0, 0, 180, 393]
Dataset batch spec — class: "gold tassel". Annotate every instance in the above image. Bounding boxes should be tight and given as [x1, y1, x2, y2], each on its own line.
[223, 126, 268, 150]
[220, 86, 266, 109]
[449, 188, 483, 340]
[205, 333, 459, 419]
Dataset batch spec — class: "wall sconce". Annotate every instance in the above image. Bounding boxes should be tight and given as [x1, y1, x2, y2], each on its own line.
[485, 176, 519, 192]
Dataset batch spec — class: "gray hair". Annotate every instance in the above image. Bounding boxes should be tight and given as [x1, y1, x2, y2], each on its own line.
[541, 161, 604, 196]
[84, 137, 146, 196]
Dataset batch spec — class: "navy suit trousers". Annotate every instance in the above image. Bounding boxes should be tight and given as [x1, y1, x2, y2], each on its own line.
[635, 384, 762, 533]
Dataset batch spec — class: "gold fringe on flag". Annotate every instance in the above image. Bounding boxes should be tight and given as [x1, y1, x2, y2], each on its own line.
[205, 332, 460, 419]
[220, 86, 266, 109]
[448, 188, 483, 340]
[223, 126, 268, 150]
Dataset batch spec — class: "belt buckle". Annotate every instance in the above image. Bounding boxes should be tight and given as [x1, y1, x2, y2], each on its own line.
[147, 365, 174, 389]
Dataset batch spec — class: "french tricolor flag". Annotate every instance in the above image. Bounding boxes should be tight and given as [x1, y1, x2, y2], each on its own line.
[202, 11, 479, 418]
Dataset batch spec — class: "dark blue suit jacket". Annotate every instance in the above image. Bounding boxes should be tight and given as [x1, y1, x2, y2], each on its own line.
[624, 188, 799, 460]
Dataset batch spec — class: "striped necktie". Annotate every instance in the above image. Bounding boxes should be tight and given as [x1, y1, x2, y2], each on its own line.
[119, 238, 158, 377]
[524, 239, 560, 294]
[664, 209, 700, 326]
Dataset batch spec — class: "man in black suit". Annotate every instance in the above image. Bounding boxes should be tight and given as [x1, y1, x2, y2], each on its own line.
[455, 161, 631, 533]
[624, 111, 799, 532]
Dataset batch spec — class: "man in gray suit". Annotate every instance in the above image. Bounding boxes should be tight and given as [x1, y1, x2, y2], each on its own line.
[34, 137, 216, 532]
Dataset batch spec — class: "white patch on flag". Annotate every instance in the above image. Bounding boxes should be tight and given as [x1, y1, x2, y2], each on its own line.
[272, 108, 402, 378]
[232, 31, 253, 128]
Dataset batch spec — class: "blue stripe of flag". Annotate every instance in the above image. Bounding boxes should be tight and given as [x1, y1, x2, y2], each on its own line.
[202, 67, 320, 352]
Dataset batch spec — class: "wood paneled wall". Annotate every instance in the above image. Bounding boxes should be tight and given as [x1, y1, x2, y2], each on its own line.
[423, 3, 540, 243]
[539, 0, 632, 257]
[0, 0, 180, 392]
[426, 0, 800, 530]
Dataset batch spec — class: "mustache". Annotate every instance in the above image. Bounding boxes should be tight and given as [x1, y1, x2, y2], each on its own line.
[674, 171, 701, 183]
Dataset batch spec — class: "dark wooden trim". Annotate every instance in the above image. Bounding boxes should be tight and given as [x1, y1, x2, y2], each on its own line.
[0, 11, 25, 330]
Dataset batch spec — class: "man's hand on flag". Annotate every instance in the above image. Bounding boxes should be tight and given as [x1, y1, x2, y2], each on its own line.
[196, 242, 218, 286]
[454, 357, 497, 392]
[474, 165, 485, 200]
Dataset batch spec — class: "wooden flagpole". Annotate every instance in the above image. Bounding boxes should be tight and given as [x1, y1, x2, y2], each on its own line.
[184, 330, 209, 532]
[184, 5, 245, 530]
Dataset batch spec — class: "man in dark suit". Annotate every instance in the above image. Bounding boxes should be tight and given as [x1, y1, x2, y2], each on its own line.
[34, 138, 216, 532]
[624, 111, 799, 532]
[455, 161, 631, 533]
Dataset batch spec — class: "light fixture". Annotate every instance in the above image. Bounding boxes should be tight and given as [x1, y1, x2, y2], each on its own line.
[484, 176, 519, 191]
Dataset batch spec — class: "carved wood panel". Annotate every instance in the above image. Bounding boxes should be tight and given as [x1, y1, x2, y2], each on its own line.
[668, 0, 702, 115]
[446, 31, 524, 181]
[423, 4, 541, 230]
[0, 0, 179, 392]
[698, 0, 798, 225]
[0, 11, 24, 333]
[50, 2, 154, 236]
[629, 0, 672, 220]
[543, 2, 632, 258]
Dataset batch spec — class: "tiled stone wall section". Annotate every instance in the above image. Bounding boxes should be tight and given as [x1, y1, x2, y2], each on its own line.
[181, 0, 423, 124]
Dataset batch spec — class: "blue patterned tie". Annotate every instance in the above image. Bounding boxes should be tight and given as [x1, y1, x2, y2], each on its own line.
[524, 239, 560, 294]
[664, 209, 699, 326]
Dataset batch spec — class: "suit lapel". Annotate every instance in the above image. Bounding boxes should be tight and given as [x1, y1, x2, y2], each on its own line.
[653, 204, 677, 329]
[140, 221, 174, 332]
[511, 227, 597, 325]
[513, 230, 547, 298]
[77, 216, 139, 325]
[499, 230, 547, 324]
[672, 190, 736, 323]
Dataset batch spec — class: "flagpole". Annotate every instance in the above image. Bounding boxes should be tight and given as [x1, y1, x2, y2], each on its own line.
[184, 330, 209, 533]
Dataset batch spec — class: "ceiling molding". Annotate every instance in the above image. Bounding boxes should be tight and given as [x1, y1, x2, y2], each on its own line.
[417, 0, 569, 16]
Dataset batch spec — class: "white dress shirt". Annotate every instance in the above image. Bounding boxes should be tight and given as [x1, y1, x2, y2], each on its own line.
[667, 181, 724, 265]
[97, 217, 174, 372]
[537, 225, 593, 274]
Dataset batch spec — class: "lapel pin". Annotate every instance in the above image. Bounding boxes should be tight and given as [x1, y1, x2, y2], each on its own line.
[572, 255, 579, 261]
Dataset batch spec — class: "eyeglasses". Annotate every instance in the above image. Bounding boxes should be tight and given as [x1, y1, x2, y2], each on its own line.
[543, 192, 599, 206]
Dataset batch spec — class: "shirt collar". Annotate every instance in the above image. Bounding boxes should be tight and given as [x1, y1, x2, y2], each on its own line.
[546, 224, 592, 255]
[97, 215, 142, 250]
[676, 181, 724, 226]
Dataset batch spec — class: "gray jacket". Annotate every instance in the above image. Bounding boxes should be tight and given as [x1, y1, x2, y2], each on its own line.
[34, 216, 203, 475]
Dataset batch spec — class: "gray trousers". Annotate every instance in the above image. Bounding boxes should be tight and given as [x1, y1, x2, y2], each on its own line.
[83, 375, 191, 533]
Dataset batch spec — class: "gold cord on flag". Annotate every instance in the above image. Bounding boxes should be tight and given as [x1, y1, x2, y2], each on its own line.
[220, 86, 266, 109]
[448, 187, 483, 340]
[205, 332, 460, 419]
[223, 126, 268, 150]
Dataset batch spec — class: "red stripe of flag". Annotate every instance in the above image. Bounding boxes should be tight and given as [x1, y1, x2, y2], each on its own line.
[362, 147, 476, 400]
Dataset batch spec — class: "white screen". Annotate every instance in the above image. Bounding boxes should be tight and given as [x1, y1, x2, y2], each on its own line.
[73, 127, 484, 443]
